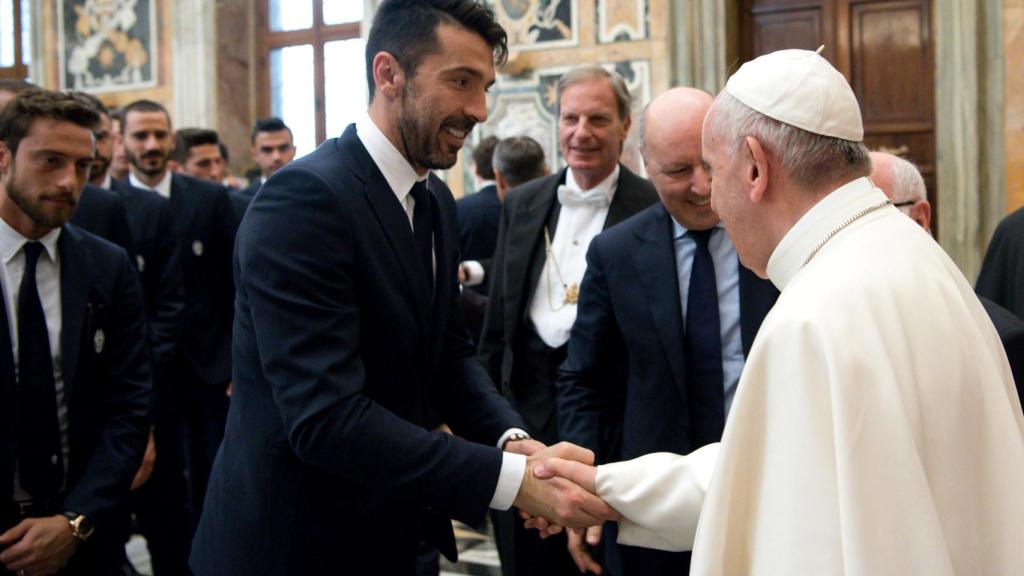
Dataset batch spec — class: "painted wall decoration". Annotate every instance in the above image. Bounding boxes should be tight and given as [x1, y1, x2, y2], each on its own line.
[598, 0, 649, 43]
[59, 0, 157, 92]
[465, 59, 652, 190]
[488, 0, 578, 50]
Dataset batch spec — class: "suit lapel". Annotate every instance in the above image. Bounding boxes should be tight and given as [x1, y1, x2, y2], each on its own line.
[505, 170, 562, 335]
[633, 206, 689, 405]
[343, 130, 433, 334]
[605, 166, 648, 230]
[738, 266, 777, 356]
[59, 226, 90, 410]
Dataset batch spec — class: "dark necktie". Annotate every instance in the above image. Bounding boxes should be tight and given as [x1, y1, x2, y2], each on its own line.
[410, 180, 434, 291]
[684, 228, 725, 447]
[16, 241, 64, 499]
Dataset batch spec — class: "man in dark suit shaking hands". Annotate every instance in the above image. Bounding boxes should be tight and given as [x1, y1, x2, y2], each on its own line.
[190, 1, 616, 574]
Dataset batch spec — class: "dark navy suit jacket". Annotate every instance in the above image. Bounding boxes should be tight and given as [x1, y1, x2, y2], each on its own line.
[979, 296, 1024, 412]
[228, 180, 260, 230]
[456, 183, 501, 293]
[556, 202, 778, 460]
[190, 125, 524, 575]
[977, 206, 1024, 320]
[70, 184, 134, 257]
[0, 225, 151, 535]
[165, 174, 236, 385]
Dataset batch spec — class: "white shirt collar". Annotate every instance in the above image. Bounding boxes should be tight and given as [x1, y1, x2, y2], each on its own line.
[565, 165, 620, 201]
[130, 169, 173, 198]
[0, 216, 61, 265]
[766, 176, 888, 291]
[355, 115, 427, 202]
[98, 172, 112, 190]
[672, 219, 724, 241]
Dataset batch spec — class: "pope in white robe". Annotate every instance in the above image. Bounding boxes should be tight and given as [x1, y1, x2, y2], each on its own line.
[537, 49, 1024, 575]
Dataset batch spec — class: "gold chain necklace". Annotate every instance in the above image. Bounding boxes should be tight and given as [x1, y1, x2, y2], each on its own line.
[543, 226, 580, 310]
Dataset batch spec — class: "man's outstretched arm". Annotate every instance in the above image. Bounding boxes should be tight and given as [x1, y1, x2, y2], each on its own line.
[534, 443, 720, 552]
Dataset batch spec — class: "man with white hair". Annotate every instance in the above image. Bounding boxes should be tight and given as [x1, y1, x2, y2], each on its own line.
[534, 49, 1024, 575]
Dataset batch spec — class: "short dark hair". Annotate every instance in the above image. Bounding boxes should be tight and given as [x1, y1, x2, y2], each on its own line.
[472, 135, 499, 180]
[219, 141, 230, 163]
[0, 89, 99, 157]
[172, 128, 220, 163]
[71, 92, 109, 131]
[251, 117, 292, 144]
[122, 99, 171, 133]
[365, 0, 507, 102]
[493, 136, 546, 189]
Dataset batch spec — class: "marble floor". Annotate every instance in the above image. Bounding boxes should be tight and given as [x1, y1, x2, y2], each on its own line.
[125, 520, 502, 575]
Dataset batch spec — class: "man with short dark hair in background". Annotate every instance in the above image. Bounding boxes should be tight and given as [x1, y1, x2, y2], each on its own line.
[172, 128, 227, 184]
[121, 99, 236, 543]
[0, 88, 151, 576]
[68, 93, 189, 575]
[107, 109, 131, 182]
[229, 117, 295, 226]
[492, 136, 548, 201]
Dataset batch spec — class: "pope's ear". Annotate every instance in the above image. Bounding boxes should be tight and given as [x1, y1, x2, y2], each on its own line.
[372, 51, 405, 101]
[744, 136, 769, 203]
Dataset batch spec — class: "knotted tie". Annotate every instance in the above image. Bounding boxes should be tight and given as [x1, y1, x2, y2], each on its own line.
[410, 180, 434, 289]
[685, 228, 725, 447]
[16, 241, 63, 499]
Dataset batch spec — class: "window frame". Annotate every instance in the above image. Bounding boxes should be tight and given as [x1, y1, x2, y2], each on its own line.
[256, 0, 362, 146]
[0, 0, 30, 80]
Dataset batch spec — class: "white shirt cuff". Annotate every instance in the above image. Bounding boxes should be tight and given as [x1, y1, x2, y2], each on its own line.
[489, 451, 526, 510]
[462, 260, 485, 287]
[496, 427, 529, 449]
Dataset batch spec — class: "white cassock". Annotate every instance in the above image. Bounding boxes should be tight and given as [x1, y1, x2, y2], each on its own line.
[595, 177, 1024, 575]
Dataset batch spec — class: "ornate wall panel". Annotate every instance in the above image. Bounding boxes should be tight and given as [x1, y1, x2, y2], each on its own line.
[598, 0, 649, 42]
[490, 0, 579, 50]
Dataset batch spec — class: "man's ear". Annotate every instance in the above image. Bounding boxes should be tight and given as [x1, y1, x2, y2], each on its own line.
[372, 52, 405, 101]
[744, 136, 769, 204]
[0, 142, 11, 176]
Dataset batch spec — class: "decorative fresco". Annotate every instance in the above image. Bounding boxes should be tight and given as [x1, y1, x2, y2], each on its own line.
[598, 0, 649, 43]
[488, 0, 578, 50]
[464, 59, 652, 189]
[59, 0, 157, 92]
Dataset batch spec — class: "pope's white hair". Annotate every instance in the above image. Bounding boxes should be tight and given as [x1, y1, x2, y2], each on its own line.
[889, 155, 927, 203]
[708, 91, 871, 188]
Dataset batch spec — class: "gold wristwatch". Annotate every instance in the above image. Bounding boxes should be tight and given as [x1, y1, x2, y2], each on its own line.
[62, 511, 95, 541]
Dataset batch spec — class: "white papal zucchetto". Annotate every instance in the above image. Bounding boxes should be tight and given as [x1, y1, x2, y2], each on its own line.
[725, 46, 864, 142]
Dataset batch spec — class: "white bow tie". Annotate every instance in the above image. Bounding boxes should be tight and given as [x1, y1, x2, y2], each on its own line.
[558, 185, 610, 208]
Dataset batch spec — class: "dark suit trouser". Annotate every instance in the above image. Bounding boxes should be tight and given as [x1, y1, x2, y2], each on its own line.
[173, 358, 229, 530]
[617, 542, 690, 575]
[493, 328, 580, 576]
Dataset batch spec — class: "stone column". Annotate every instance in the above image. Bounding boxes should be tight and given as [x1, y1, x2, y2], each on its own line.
[934, 0, 1005, 279]
[172, 0, 218, 128]
[669, 0, 728, 93]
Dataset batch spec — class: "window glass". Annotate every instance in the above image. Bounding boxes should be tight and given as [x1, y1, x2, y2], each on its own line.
[324, 38, 367, 138]
[270, 45, 316, 158]
[323, 0, 363, 25]
[269, 0, 312, 32]
[1, 0, 14, 67]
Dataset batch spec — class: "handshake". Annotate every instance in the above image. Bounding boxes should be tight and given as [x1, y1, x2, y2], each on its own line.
[507, 440, 619, 574]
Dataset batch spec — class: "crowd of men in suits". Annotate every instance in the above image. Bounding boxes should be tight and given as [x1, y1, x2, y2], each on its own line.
[1, 0, 1022, 572]
[0, 79, 296, 575]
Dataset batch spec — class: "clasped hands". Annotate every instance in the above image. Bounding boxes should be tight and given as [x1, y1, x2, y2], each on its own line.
[506, 439, 618, 572]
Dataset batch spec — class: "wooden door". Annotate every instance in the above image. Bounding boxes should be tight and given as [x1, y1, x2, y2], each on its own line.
[739, 0, 937, 230]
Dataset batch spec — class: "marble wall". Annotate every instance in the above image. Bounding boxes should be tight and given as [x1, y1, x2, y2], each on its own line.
[1005, 0, 1024, 211]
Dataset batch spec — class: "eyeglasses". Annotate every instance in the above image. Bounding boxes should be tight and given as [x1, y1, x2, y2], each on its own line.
[892, 200, 916, 208]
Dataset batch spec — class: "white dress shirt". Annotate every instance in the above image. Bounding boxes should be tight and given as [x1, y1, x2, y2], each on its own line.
[354, 116, 526, 510]
[98, 172, 112, 190]
[0, 219, 70, 501]
[528, 166, 619, 348]
[130, 169, 172, 198]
